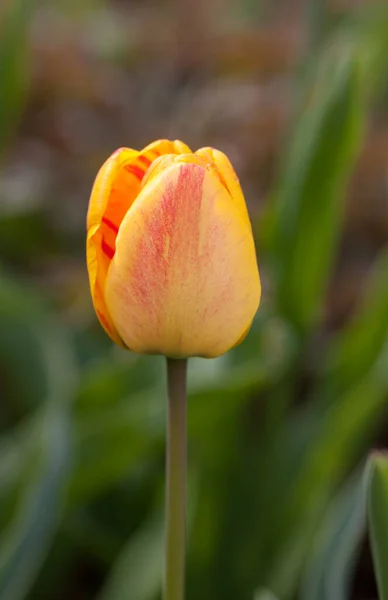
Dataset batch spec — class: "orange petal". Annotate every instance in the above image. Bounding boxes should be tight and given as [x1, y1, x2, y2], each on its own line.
[105, 162, 261, 358]
[87, 141, 193, 346]
[87, 148, 140, 346]
[139, 139, 192, 166]
[87, 224, 125, 346]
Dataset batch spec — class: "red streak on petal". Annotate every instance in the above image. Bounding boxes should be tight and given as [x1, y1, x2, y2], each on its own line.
[131, 164, 205, 319]
[102, 238, 115, 259]
[102, 216, 119, 233]
[138, 155, 151, 166]
[125, 164, 145, 180]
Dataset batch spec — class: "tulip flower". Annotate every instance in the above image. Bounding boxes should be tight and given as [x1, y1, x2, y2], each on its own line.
[86, 139, 261, 600]
[86, 139, 261, 359]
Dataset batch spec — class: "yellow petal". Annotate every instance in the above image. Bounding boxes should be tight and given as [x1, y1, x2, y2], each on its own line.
[141, 153, 208, 189]
[105, 162, 261, 358]
[195, 147, 251, 228]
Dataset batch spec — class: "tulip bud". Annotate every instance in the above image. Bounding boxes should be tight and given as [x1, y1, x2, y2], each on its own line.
[86, 139, 261, 358]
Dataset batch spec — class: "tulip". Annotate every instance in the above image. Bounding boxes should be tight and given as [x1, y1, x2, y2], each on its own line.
[86, 139, 261, 358]
[86, 139, 261, 600]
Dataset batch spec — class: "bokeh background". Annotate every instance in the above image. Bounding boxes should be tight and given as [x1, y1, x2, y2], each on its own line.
[1, 1, 388, 599]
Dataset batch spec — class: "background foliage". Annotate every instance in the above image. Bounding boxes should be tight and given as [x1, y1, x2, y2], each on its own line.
[1, 1, 388, 599]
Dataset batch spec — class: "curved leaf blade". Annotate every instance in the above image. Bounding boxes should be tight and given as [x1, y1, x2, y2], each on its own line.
[368, 453, 388, 600]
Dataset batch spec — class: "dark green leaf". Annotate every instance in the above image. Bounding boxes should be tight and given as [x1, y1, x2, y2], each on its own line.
[98, 515, 164, 600]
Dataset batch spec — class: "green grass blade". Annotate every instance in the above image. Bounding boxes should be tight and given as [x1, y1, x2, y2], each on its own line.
[325, 248, 388, 392]
[0, 404, 71, 600]
[264, 369, 386, 599]
[367, 453, 388, 600]
[301, 469, 368, 600]
[0, 272, 76, 600]
[272, 51, 364, 333]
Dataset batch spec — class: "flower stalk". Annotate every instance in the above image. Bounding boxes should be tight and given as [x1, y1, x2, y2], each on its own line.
[164, 358, 188, 600]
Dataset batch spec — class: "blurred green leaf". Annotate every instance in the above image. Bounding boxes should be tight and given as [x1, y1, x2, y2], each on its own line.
[325, 248, 388, 392]
[0, 212, 59, 264]
[254, 591, 279, 600]
[345, 3, 388, 94]
[301, 468, 367, 600]
[0, 0, 32, 150]
[0, 270, 76, 600]
[367, 452, 388, 600]
[71, 350, 265, 506]
[0, 271, 76, 416]
[70, 387, 164, 505]
[307, 0, 333, 56]
[263, 366, 387, 599]
[76, 355, 164, 413]
[272, 50, 364, 332]
[97, 515, 164, 600]
[98, 471, 198, 600]
[0, 403, 71, 600]
[0, 416, 46, 531]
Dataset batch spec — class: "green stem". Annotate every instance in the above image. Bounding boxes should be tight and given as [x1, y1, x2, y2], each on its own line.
[164, 358, 188, 600]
